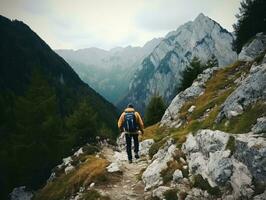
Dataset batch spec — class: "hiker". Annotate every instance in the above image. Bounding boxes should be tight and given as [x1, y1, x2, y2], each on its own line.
[118, 103, 144, 163]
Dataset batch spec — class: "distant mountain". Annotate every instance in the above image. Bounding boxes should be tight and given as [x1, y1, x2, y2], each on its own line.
[0, 15, 118, 199]
[56, 38, 162, 104]
[118, 13, 237, 113]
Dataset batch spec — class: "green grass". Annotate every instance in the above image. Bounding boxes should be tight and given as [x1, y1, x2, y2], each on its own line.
[163, 189, 179, 200]
[34, 156, 109, 200]
[161, 160, 182, 184]
[225, 135, 236, 156]
[218, 101, 266, 134]
[192, 174, 221, 196]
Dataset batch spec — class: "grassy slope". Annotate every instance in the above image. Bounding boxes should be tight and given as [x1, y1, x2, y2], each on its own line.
[143, 59, 266, 156]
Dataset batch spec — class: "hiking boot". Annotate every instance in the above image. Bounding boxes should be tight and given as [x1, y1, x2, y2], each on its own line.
[128, 160, 133, 164]
[135, 154, 140, 159]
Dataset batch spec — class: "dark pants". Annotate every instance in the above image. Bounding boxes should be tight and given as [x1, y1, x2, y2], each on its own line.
[125, 133, 139, 160]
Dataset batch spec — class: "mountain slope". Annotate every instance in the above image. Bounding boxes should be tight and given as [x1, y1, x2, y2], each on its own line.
[56, 38, 162, 104]
[118, 13, 237, 113]
[0, 15, 118, 199]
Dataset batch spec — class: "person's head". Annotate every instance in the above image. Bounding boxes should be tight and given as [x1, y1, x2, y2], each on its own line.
[127, 103, 134, 108]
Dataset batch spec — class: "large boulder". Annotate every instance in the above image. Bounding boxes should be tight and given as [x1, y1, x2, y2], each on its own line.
[182, 129, 266, 199]
[139, 139, 155, 156]
[142, 139, 177, 190]
[238, 33, 266, 62]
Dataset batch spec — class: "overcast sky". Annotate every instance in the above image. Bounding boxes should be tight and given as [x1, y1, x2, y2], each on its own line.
[0, 0, 241, 50]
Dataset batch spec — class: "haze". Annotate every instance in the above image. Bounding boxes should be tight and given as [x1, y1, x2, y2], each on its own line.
[0, 0, 241, 50]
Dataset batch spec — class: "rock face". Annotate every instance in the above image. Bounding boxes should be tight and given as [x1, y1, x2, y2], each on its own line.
[182, 129, 266, 199]
[252, 117, 266, 134]
[161, 67, 218, 127]
[142, 139, 176, 190]
[56, 38, 162, 104]
[119, 13, 237, 113]
[216, 60, 266, 122]
[238, 33, 266, 62]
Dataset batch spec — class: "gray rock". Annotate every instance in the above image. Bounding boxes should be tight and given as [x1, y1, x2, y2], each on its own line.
[119, 13, 236, 113]
[253, 190, 266, 200]
[139, 139, 155, 156]
[185, 188, 213, 200]
[238, 33, 266, 62]
[234, 133, 266, 185]
[65, 164, 75, 174]
[106, 162, 120, 173]
[230, 159, 253, 199]
[252, 117, 266, 134]
[216, 62, 266, 122]
[182, 129, 266, 199]
[142, 139, 176, 190]
[172, 169, 183, 183]
[152, 186, 172, 199]
[161, 67, 218, 127]
[10, 186, 33, 200]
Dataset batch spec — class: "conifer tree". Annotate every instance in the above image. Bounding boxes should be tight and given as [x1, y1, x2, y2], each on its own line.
[233, 0, 266, 53]
[145, 96, 166, 126]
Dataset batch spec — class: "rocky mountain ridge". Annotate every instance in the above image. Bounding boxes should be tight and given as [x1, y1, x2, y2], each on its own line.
[56, 38, 162, 104]
[119, 13, 237, 113]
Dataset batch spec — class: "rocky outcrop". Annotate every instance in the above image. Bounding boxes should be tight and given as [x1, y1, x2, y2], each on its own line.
[216, 61, 266, 122]
[182, 129, 266, 199]
[252, 117, 266, 135]
[10, 186, 33, 200]
[161, 67, 218, 127]
[119, 13, 237, 112]
[142, 139, 177, 190]
[238, 33, 266, 62]
[139, 139, 155, 156]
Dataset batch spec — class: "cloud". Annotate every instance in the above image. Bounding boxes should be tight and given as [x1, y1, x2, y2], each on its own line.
[135, 0, 241, 32]
[0, 0, 241, 50]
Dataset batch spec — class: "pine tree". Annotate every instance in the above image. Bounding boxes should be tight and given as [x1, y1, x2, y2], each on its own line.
[233, 0, 266, 53]
[145, 96, 166, 126]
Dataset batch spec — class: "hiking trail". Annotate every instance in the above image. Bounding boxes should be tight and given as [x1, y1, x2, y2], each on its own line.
[95, 146, 151, 200]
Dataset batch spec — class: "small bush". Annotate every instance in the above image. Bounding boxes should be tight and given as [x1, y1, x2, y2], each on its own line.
[192, 174, 221, 196]
[225, 136, 236, 156]
[163, 189, 179, 200]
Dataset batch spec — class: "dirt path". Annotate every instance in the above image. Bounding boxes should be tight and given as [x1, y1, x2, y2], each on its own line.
[96, 147, 150, 200]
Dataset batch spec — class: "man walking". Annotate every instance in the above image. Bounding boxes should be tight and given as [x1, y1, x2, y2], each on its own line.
[118, 103, 144, 163]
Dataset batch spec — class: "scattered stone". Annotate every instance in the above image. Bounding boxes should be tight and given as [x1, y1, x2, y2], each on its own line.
[188, 105, 196, 113]
[106, 162, 120, 173]
[172, 169, 183, 183]
[152, 186, 171, 199]
[89, 183, 95, 188]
